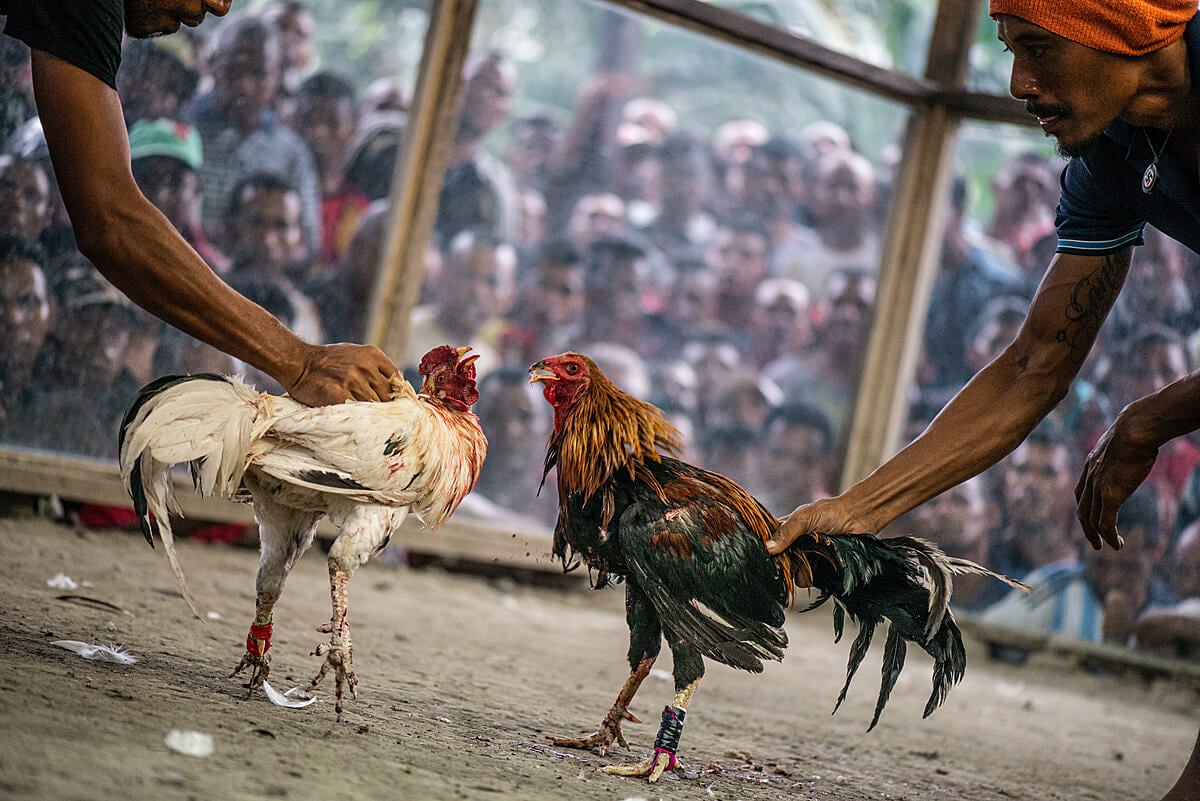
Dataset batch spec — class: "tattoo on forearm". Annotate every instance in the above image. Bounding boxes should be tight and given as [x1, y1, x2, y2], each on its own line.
[1056, 250, 1131, 363]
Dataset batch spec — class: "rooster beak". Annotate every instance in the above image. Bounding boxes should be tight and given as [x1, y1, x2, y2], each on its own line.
[528, 362, 557, 384]
[453, 347, 480, 370]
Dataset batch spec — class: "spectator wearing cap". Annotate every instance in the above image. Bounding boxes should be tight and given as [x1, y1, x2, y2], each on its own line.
[748, 277, 813, 369]
[778, 148, 880, 300]
[129, 118, 228, 272]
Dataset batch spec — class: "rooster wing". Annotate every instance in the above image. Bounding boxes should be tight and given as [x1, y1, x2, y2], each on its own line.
[614, 460, 790, 674]
[251, 395, 485, 528]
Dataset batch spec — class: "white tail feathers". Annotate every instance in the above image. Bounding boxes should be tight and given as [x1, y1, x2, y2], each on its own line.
[119, 375, 279, 618]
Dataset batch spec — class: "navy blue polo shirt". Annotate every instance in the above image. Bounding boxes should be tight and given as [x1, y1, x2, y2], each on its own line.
[1056, 11, 1200, 256]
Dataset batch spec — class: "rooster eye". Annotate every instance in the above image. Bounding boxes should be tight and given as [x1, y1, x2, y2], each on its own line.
[565, 363, 579, 375]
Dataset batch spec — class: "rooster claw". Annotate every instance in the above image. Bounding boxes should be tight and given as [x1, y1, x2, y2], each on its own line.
[308, 627, 356, 720]
[601, 749, 679, 783]
[548, 707, 640, 755]
[229, 650, 270, 693]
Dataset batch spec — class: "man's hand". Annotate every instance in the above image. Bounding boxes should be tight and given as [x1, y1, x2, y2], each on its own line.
[765, 496, 875, 555]
[285, 343, 400, 406]
[1074, 412, 1158, 552]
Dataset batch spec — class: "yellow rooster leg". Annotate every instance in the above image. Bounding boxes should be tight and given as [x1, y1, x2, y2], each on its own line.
[601, 679, 700, 783]
[549, 656, 654, 755]
[307, 558, 357, 720]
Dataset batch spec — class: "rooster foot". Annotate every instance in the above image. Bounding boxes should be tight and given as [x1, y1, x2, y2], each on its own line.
[601, 749, 679, 783]
[229, 622, 273, 693]
[229, 650, 271, 692]
[548, 707, 641, 756]
[307, 621, 357, 720]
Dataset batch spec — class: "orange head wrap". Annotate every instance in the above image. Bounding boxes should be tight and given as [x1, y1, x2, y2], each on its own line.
[989, 0, 1198, 55]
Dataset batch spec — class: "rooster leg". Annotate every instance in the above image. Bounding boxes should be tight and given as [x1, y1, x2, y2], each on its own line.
[601, 678, 701, 782]
[549, 656, 654, 755]
[602, 636, 704, 783]
[550, 580, 662, 755]
[230, 486, 321, 693]
[307, 505, 399, 720]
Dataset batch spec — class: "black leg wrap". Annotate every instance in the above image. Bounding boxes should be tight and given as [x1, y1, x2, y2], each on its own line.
[652, 705, 686, 769]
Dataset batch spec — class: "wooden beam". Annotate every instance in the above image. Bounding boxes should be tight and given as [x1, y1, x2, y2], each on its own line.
[366, 0, 481, 362]
[608, 0, 1036, 127]
[0, 449, 559, 570]
[838, 0, 982, 486]
[923, 0, 979, 86]
[939, 89, 1030, 126]
[614, 0, 936, 105]
[840, 105, 957, 487]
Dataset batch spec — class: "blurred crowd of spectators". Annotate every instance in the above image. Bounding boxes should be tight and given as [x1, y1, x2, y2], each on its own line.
[1, 3, 1198, 656]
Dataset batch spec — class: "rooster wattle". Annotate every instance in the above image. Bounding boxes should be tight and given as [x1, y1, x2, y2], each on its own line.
[119, 345, 487, 719]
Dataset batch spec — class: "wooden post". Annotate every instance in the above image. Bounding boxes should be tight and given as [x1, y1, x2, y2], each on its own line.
[838, 0, 981, 487]
[365, 0, 481, 362]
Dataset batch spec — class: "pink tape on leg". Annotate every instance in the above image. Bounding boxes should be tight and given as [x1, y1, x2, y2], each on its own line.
[653, 747, 678, 771]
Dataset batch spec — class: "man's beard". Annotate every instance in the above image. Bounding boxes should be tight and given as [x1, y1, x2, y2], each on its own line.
[124, 0, 166, 38]
[1051, 126, 1106, 159]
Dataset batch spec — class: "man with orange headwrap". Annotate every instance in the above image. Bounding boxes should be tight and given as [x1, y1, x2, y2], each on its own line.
[769, 3, 1200, 798]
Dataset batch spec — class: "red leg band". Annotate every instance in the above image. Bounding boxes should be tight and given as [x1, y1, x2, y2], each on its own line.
[246, 622, 273, 656]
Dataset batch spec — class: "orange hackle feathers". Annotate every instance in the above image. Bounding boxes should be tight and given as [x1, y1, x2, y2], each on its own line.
[548, 354, 683, 506]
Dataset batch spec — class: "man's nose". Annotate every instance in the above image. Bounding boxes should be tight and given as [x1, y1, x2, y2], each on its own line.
[1009, 60, 1041, 103]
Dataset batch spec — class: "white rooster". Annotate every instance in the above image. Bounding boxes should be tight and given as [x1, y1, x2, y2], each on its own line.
[119, 345, 487, 718]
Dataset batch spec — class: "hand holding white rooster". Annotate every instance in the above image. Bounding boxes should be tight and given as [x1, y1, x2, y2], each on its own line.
[119, 345, 487, 719]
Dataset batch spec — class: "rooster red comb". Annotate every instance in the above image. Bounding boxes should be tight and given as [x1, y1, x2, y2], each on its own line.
[418, 345, 460, 376]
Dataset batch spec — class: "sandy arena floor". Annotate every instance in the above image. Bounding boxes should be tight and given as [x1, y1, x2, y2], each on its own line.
[0, 515, 1196, 801]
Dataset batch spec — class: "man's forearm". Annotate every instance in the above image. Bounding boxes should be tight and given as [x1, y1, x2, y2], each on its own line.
[32, 47, 313, 389]
[78, 196, 313, 388]
[842, 249, 1130, 532]
[844, 346, 1066, 532]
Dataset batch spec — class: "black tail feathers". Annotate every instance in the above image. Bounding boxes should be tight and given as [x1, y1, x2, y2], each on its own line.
[790, 533, 985, 731]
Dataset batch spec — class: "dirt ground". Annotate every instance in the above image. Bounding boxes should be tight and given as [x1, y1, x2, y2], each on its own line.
[0, 515, 1196, 801]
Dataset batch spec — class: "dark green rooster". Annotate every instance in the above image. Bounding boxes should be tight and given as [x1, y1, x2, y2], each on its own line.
[529, 352, 1025, 783]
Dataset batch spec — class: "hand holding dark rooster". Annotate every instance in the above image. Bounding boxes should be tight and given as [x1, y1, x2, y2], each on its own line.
[530, 352, 1026, 782]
